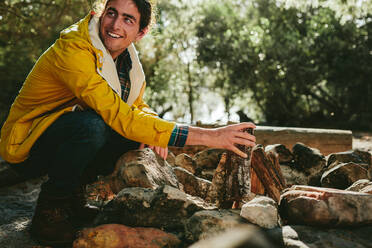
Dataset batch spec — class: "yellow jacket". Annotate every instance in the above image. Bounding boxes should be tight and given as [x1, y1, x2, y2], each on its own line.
[0, 13, 175, 163]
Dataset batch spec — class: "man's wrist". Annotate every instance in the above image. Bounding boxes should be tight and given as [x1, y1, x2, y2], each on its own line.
[185, 126, 214, 147]
[168, 124, 189, 147]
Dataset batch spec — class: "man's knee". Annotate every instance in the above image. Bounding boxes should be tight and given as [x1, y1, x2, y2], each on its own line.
[72, 110, 110, 147]
[40, 110, 110, 149]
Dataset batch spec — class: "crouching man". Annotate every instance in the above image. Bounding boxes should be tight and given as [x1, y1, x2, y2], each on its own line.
[0, 0, 256, 246]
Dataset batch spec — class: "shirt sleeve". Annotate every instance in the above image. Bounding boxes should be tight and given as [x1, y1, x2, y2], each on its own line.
[168, 124, 189, 147]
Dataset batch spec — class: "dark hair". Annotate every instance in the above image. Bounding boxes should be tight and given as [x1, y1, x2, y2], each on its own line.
[102, 0, 156, 31]
[132, 0, 153, 31]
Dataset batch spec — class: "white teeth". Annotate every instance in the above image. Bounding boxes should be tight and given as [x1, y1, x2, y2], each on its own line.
[108, 32, 121, 38]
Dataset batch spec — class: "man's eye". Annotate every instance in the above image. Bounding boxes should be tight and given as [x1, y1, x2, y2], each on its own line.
[107, 11, 115, 16]
[124, 18, 133, 24]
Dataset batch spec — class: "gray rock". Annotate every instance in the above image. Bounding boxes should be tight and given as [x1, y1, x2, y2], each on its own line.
[321, 162, 370, 189]
[346, 179, 372, 194]
[173, 167, 211, 199]
[193, 148, 224, 170]
[346, 179, 372, 192]
[268, 225, 372, 248]
[265, 144, 294, 164]
[185, 209, 247, 241]
[240, 196, 278, 229]
[73, 224, 181, 248]
[198, 168, 215, 181]
[292, 143, 326, 185]
[189, 224, 277, 248]
[361, 185, 372, 194]
[292, 143, 326, 173]
[109, 148, 180, 193]
[166, 151, 176, 167]
[95, 185, 216, 233]
[279, 185, 372, 227]
[279, 164, 308, 186]
[175, 153, 196, 174]
[327, 150, 372, 169]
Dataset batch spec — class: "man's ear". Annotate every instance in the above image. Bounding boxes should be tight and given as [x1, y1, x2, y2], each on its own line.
[135, 26, 149, 42]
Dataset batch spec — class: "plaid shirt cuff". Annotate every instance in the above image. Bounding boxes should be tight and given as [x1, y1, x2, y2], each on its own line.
[168, 125, 189, 147]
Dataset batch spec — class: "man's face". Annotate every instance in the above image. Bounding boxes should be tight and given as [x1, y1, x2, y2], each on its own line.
[99, 0, 147, 59]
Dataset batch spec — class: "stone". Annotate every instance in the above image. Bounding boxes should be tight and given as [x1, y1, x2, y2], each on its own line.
[198, 169, 215, 181]
[346, 179, 372, 194]
[173, 167, 211, 199]
[169, 145, 207, 157]
[94, 185, 216, 233]
[185, 209, 247, 242]
[292, 143, 326, 186]
[346, 179, 372, 192]
[73, 224, 181, 248]
[166, 151, 176, 167]
[240, 196, 278, 229]
[86, 176, 116, 205]
[327, 150, 372, 170]
[274, 144, 323, 186]
[265, 144, 294, 164]
[279, 185, 372, 227]
[361, 185, 372, 194]
[321, 162, 370, 189]
[268, 225, 372, 248]
[86, 149, 181, 205]
[193, 148, 225, 170]
[188, 224, 276, 248]
[292, 143, 326, 174]
[97, 148, 180, 194]
[279, 164, 308, 186]
[175, 153, 196, 174]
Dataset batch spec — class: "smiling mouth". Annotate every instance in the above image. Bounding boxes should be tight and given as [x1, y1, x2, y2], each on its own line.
[107, 32, 123, 39]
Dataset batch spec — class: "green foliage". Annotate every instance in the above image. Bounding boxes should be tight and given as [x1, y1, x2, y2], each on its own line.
[0, 0, 91, 124]
[138, 0, 207, 122]
[196, 0, 372, 129]
[1, 0, 371, 130]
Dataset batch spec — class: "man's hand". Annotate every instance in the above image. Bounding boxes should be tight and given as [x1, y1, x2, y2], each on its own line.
[185, 122, 256, 158]
[139, 143, 168, 160]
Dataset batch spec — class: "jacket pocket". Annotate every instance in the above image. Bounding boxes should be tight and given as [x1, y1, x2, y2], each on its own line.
[9, 121, 32, 145]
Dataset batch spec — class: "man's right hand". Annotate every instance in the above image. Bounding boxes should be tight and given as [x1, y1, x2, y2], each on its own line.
[185, 122, 256, 158]
[139, 143, 168, 160]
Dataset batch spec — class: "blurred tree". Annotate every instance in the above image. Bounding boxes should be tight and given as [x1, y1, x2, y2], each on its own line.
[196, 0, 372, 129]
[0, 0, 91, 124]
[1, 0, 371, 130]
[138, 0, 206, 123]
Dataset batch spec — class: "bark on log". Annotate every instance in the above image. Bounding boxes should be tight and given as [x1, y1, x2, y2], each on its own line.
[206, 128, 253, 208]
[250, 165, 265, 195]
[250, 145, 287, 202]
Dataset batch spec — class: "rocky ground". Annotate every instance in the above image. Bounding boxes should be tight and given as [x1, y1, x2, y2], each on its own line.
[0, 132, 371, 248]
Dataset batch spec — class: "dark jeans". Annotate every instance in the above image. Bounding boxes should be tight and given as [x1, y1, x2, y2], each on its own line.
[11, 110, 139, 195]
